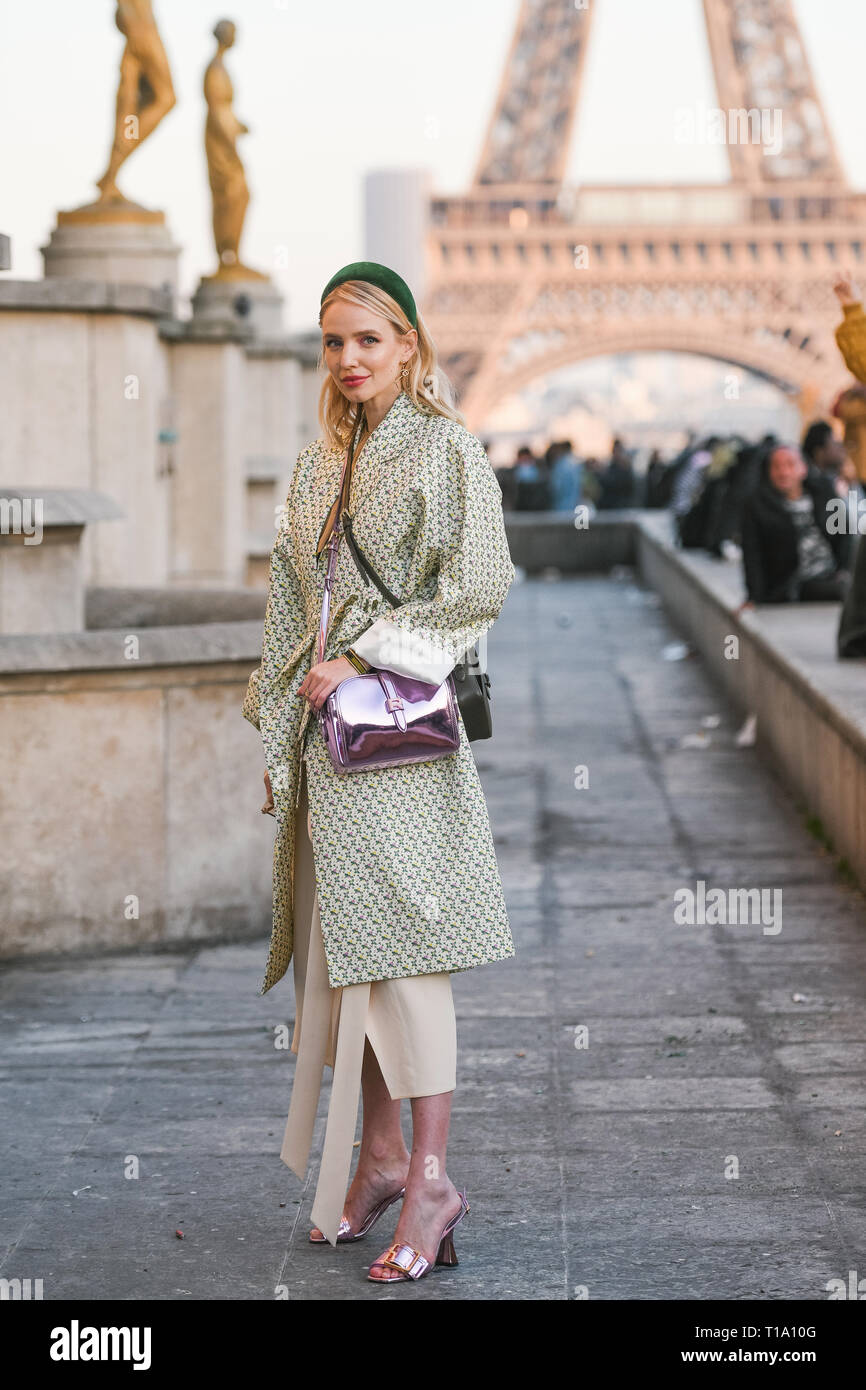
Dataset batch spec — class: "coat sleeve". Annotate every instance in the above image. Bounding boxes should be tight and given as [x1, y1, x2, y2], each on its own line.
[835, 301, 866, 383]
[351, 426, 515, 684]
[241, 664, 263, 731]
[242, 454, 310, 730]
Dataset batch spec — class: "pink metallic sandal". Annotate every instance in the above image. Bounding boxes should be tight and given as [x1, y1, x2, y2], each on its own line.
[367, 1190, 470, 1282]
[308, 1186, 406, 1244]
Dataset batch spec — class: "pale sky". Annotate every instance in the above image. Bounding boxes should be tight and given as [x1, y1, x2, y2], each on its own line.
[2, 0, 864, 331]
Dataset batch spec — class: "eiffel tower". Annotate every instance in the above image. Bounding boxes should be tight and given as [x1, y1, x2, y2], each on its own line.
[423, 0, 866, 431]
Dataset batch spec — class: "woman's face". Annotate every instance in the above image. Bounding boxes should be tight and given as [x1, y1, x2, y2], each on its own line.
[768, 446, 806, 497]
[321, 301, 415, 403]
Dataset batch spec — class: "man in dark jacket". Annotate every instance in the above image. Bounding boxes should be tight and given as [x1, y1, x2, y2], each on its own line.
[740, 443, 851, 605]
[513, 445, 551, 511]
[598, 438, 637, 509]
[801, 419, 847, 486]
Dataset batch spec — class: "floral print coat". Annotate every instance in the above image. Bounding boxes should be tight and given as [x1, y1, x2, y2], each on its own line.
[242, 389, 516, 994]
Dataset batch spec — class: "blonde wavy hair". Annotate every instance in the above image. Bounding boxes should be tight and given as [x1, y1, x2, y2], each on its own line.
[317, 280, 464, 450]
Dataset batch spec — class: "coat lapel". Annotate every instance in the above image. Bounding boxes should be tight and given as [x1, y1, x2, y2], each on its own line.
[346, 389, 421, 519]
[305, 392, 429, 567]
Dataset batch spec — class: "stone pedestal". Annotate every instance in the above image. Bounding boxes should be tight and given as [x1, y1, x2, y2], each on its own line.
[41, 200, 182, 312]
[191, 273, 286, 339]
[0, 280, 174, 589]
[167, 339, 247, 587]
[0, 488, 123, 633]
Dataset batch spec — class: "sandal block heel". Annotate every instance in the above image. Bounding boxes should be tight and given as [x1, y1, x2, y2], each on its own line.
[436, 1232, 458, 1267]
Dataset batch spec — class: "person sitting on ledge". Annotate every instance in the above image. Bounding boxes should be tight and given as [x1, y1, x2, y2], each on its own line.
[739, 443, 851, 609]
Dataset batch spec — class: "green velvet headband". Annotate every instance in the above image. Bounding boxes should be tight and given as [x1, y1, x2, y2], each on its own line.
[320, 260, 418, 328]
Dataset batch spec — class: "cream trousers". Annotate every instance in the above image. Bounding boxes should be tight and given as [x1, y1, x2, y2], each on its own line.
[279, 757, 457, 1245]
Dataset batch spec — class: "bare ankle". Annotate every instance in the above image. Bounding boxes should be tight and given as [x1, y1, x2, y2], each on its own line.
[407, 1172, 455, 1202]
[359, 1141, 410, 1177]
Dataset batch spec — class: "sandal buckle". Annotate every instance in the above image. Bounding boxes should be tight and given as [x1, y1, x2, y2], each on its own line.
[384, 1243, 429, 1279]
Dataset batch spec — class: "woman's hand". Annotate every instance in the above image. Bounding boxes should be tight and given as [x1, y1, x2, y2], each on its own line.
[262, 769, 275, 816]
[833, 272, 862, 308]
[298, 656, 358, 711]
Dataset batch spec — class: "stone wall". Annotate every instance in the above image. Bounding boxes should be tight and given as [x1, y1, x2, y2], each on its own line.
[635, 512, 866, 887]
[0, 622, 269, 959]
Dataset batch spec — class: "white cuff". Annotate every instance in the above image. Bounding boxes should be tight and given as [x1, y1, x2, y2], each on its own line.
[351, 617, 454, 685]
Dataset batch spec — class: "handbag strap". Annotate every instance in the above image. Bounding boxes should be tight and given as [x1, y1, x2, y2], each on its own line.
[344, 516, 480, 676]
[317, 417, 478, 682]
[342, 512, 403, 607]
[316, 416, 363, 668]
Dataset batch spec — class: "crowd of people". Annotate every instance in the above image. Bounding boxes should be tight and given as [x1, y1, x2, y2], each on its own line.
[492, 275, 866, 660]
[493, 436, 644, 512]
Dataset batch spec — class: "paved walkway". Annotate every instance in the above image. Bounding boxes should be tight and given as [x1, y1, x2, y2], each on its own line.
[2, 571, 865, 1300]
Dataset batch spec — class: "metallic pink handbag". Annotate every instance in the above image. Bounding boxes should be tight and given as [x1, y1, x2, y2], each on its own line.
[314, 437, 460, 776]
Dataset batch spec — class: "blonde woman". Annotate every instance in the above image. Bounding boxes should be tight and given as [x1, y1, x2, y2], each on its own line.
[243, 261, 515, 1284]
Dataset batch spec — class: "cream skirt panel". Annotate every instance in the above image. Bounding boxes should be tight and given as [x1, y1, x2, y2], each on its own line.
[279, 758, 456, 1244]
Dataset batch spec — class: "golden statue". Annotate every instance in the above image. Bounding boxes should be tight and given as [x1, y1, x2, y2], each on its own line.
[834, 275, 866, 485]
[203, 20, 266, 280]
[96, 1, 176, 203]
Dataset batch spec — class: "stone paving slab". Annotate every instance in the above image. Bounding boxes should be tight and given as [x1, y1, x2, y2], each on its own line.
[1, 572, 865, 1300]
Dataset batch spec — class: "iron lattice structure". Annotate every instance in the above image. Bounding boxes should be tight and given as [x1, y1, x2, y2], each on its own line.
[423, 0, 865, 427]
